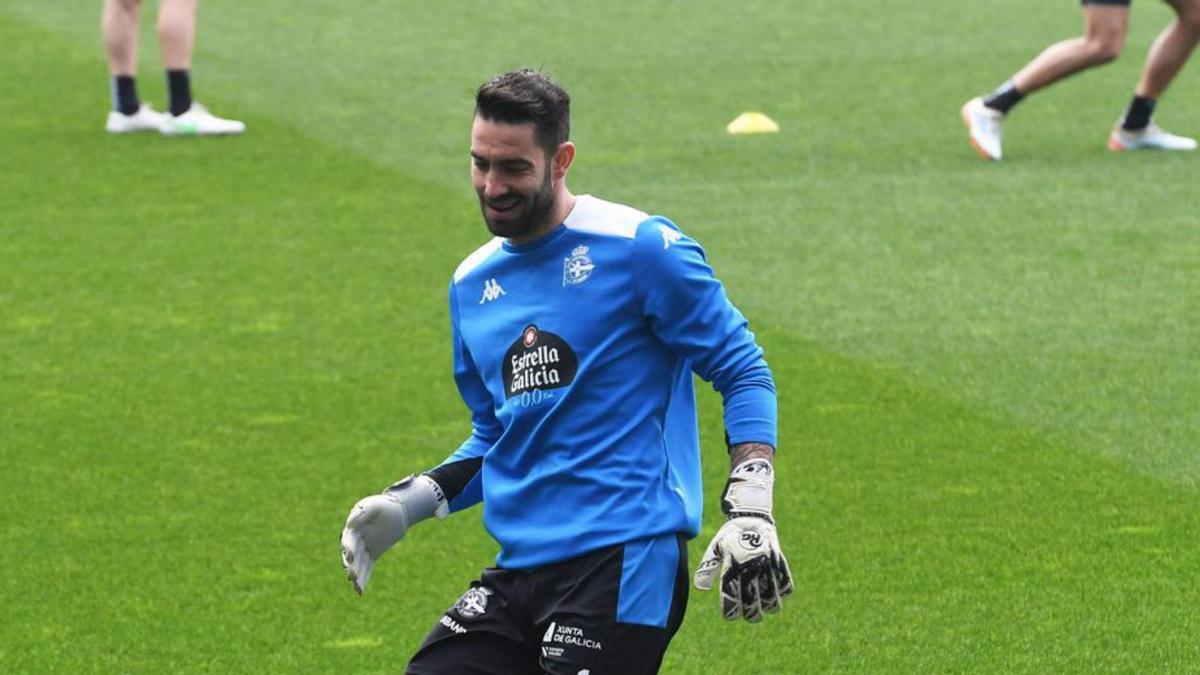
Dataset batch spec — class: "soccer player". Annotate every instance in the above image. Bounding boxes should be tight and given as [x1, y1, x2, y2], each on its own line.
[102, 0, 244, 135]
[962, 0, 1200, 159]
[340, 70, 793, 674]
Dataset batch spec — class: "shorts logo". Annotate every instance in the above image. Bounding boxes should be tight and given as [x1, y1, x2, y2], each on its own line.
[739, 531, 763, 551]
[454, 586, 494, 619]
[502, 325, 578, 399]
[562, 245, 595, 286]
[439, 615, 467, 634]
[543, 621, 603, 652]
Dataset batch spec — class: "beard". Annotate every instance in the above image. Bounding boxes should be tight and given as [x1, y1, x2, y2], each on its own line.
[478, 170, 556, 240]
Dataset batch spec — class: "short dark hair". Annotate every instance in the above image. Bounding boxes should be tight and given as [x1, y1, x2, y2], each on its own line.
[474, 69, 570, 154]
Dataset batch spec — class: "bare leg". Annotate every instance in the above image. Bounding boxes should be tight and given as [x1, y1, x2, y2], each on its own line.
[1135, 0, 1200, 98]
[157, 0, 198, 70]
[102, 0, 141, 76]
[1012, 5, 1128, 94]
[152, 0, 244, 134]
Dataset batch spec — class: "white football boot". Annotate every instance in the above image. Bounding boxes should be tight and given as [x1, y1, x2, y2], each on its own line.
[1108, 122, 1196, 152]
[160, 103, 246, 136]
[106, 104, 167, 134]
[961, 96, 1004, 160]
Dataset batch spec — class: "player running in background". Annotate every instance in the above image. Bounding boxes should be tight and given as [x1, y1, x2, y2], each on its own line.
[962, 0, 1200, 159]
[340, 70, 793, 674]
[102, 0, 244, 135]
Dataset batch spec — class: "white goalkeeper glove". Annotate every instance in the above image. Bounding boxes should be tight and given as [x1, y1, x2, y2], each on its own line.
[340, 474, 448, 595]
[693, 458, 794, 622]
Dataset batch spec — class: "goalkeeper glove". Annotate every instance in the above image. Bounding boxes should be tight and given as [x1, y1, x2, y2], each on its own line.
[693, 458, 794, 622]
[340, 474, 448, 595]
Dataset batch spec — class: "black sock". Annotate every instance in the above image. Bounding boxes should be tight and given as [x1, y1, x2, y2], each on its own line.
[111, 75, 140, 115]
[983, 80, 1024, 115]
[166, 69, 193, 116]
[1121, 95, 1156, 131]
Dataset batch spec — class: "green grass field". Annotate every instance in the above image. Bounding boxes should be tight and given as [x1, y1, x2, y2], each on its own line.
[3, 1, 1199, 672]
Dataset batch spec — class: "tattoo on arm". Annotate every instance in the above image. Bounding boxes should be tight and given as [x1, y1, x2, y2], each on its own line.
[729, 442, 774, 471]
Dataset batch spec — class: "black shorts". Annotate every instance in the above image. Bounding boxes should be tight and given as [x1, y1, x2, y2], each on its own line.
[406, 533, 689, 675]
[1082, 0, 1131, 6]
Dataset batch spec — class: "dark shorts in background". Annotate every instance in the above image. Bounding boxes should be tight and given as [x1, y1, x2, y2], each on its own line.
[1082, 0, 1131, 6]
[406, 532, 689, 675]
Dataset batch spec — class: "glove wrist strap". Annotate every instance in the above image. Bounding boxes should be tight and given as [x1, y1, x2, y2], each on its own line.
[383, 474, 450, 522]
[721, 459, 775, 521]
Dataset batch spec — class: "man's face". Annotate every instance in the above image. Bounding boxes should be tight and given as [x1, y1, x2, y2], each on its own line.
[470, 116, 557, 240]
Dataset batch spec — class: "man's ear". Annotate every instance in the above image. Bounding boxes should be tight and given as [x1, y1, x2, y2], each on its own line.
[552, 141, 576, 180]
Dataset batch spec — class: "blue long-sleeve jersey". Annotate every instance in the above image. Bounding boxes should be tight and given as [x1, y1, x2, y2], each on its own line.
[436, 194, 776, 569]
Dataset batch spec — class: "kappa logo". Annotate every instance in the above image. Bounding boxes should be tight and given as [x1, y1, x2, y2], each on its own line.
[659, 225, 682, 250]
[454, 586, 494, 619]
[562, 244, 595, 286]
[479, 278, 506, 304]
[739, 531, 764, 551]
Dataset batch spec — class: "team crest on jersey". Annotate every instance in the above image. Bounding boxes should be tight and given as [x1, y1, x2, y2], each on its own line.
[562, 245, 595, 286]
[503, 324, 578, 399]
[454, 586, 494, 619]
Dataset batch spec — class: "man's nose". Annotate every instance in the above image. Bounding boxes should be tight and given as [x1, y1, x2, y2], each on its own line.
[483, 174, 508, 199]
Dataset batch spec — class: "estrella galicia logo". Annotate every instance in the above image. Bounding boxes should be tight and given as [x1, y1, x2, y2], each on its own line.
[562, 244, 595, 286]
[503, 325, 577, 398]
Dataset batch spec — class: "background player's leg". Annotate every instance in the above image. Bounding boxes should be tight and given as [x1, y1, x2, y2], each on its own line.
[102, 0, 141, 78]
[962, 4, 1128, 159]
[1131, 0, 1200, 99]
[1110, 0, 1200, 148]
[157, 0, 196, 72]
[1009, 5, 1128, 96]
[102, 0, 165, 132]
[156, 0, 245, 135]
[156, 0, 196, 116]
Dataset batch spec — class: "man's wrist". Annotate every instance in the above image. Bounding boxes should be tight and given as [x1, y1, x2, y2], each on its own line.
[728, 441, 774, 471]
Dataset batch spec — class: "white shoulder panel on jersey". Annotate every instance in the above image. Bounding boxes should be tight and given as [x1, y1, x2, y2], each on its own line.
[453, 237, 504, 283]
[563, 194, 649, 240]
